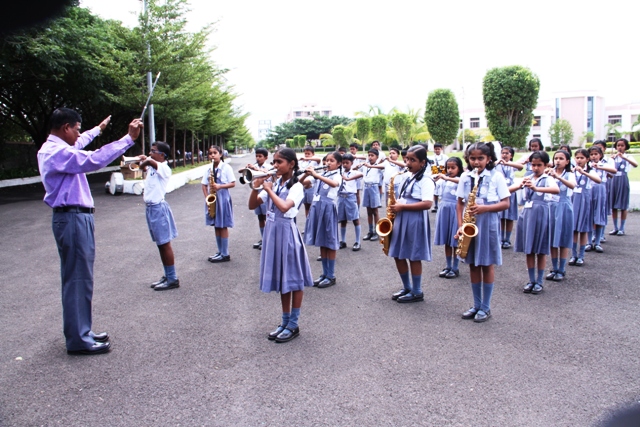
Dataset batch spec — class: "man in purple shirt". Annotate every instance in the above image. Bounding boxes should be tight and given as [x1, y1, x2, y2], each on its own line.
[37, 108, 142, 355]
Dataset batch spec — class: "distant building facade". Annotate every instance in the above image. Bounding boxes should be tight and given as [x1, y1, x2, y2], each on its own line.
[460, 91, 640, 146]
[286, 103, 332, 122]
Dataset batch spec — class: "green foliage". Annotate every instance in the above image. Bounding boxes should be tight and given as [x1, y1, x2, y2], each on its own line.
[293, 135, 307, 148]
[458, 129, 479, 144]
[370, 115, 387, 144]
[604, 122, 623, 141]
[332, 125, 354, 148]
[579, 131, 595, 145]
[424, 89, 459, 145]
[389, 112, 413, 147]
[482, 65, 540, 148]
[263, 115, 353, 147]
[549, 119, 574, 147]
[0, 1, 253, 174]
[285, 138, 294, 147]
[355, 118, 371, 147]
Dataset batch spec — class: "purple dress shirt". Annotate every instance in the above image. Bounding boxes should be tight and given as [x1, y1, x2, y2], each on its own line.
[37, 127, 135, 208]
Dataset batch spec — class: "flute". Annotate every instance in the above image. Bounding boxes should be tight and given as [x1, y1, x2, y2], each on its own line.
[140, 72, 161, 119]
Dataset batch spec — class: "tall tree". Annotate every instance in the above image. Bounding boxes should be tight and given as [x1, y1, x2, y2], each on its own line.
[424, 89, 460, 145]
[483, 65, 540, 148]
[549, 119, 574, 147]
[355, 118, 371, 148]
[370, 115, 387, 145]
[389, 111, 414, 147]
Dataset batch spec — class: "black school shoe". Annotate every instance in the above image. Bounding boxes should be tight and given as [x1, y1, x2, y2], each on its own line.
[352, 242, 361, 251]
[317, 277, 336, 288]
[461, 307, 479, 319]
[154, 279, 180, 291]
[210, 255, 230, 263]
[397, 292, 424, 303]
[531, 283, 543, 294]
[439, 268, 451, 278]
[445, 269, 459, 279]
[275, 327, 299, 343]
[339, 241, 347, 249]
[523, 282, 535, 293]
[268, 325, 285, 341]
[473, 310, 491, 323]
[151, 276, 167, 288]
[392, 289, 410, 300]
[253, 240, 262, 249]
[545, 271, 557, 280]
[363, 232, 372, 241]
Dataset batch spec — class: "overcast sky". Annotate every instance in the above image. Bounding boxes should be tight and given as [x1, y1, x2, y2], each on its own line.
[81, 0, 640, 139]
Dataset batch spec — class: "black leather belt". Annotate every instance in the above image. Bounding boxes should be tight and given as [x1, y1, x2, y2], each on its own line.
[53, 206, 95, 214]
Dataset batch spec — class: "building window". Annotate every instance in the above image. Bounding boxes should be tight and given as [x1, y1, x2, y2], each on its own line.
[533, 116, 541, 128]
[323, 111, 331, 116]
[470, 118, 480, 128]
[459, 119, 463, 129]
[295, 111, 301, 117]
[608, 115, 622, 124]
[533, 134, 541, 138]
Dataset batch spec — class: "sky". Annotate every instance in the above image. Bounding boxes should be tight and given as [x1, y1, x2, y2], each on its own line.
[81, 0, 640, 140]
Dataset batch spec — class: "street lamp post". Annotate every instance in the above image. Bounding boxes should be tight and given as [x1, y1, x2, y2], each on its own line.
[141, 0, 156, 151]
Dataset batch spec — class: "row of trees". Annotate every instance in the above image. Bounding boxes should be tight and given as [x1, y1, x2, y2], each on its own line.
[0, 0, 253, 172]
[260, 65, 543, 151]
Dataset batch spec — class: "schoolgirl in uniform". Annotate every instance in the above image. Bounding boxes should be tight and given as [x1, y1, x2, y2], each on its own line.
[512, 151, 559, 294]
[559, 144, 576, 169]
[246, 147, 270, 250]
[361, 148, 383, 241]
[516, 138, 544, 205]
[298, 145, 321, 218]
[201, 145, 235, 263]
[609, 138, 638, 235]
[388, 145, 434, 303]
[434, 157, 463, 279]
[570, 149, 602, 266]
[248, 148, 313, 343]
[140, 141, 180, 291]
[496, 146, 523, 249]
[546, 150, 575, 282]
[349, 143, 365, 207]
[338, 153, 363, 251]
[382, 147, 405, 206]
[301, 151, 343, 288]
[432, 143, 449, 213]
[456, 142, 510, 322]
[591, 141, 614, 242]
[586, 146, 617, 252]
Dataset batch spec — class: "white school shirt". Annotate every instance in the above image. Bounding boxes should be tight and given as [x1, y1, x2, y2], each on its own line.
[528, 173, 559, 202]
[298, 158, 319, 170]
[317, 170, 343, 200]
[143, 161, 171, 204]
[594, 159, 614, 182]
[456, 168, 510, 203]
[549, 171, 576, 202]
[342, 170, 359, 193]
[363, 165, 383, 185]
[433, 153, 449, 166]
[397, 173, 435, 203]
[383, 161, 403, 185]
[258, 180, 304, 218]
[200, 161, 236, 187]
[615, 154, 636, 175]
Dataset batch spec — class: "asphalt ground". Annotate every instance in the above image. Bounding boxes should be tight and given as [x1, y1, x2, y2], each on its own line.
[1, 156, 639, 427]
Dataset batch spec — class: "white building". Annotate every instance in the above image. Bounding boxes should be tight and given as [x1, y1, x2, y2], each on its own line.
[286, 103, 333, 122]
[460, 91, 640, 146]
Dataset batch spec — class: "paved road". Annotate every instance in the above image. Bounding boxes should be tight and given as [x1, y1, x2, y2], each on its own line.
[1, 156, 639, 427]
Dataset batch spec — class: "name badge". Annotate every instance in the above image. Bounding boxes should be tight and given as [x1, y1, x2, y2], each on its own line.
[524, 201, 533, 209]
[323, 183, 329, 190]
[267, 211, 275, 222]
[450, 189, 456, 195]
[616, 171, 622, 176]
[313, 194, 320, 202]
[574, 187, 582, 194]
[476, 198, 485, 205]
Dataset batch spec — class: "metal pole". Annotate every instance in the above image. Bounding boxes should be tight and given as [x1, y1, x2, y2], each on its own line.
[142, 0, 156, 149]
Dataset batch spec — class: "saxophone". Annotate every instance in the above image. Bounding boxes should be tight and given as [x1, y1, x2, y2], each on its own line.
[376, 168, 408, 256]
[456, 169, 480, 258]
[206, 160, 217, 219]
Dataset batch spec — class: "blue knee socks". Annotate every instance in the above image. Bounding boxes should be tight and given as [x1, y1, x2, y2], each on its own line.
[321, 258, 328, 277]
[595, 226, 604, 245]
[340, 226, 347, 242]
[164, 265, 177, 281]
[551, 257, 559, 272]
[452, 257, 459, 270]
[355, 225, 361, 243]
[369, 224, 374, 234]
[613, 217, 619, 230]
[578, 245, 586, 259]
[399, 271, 411, 290]
[215, 235, 222, 254]
[471, 283, 482, 310]
[572, 242, 578, 258]
[559, 258, 567, 273]
[281, 312, 290, 328]
[621, 219, 626, 232]
[528, 267, 536, 283]
[506, 231, 512, 243]
[220, 237, 229, 256]
[481, 283, 494, 312]
[411, 275, 422, 295]
[587, 230, 593, 244]
[326, 259, 336, 279]
[446, 256, 452, 269]
[287, 308, 300, 330]
[537, 269, 544, 285]
[260, 227, 264, 238]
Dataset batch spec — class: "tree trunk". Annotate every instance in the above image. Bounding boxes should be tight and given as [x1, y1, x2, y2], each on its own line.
[163, 118, 167, 142]
[191, 131, 195, 166]
[182, 130, 187, 167]
[172, 125, 176, 168]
